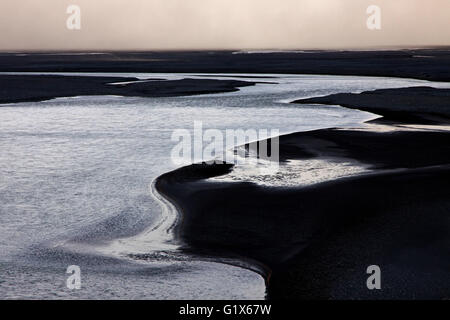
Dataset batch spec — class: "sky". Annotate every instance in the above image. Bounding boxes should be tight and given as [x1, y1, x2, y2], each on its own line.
[0, 0, 449, 51]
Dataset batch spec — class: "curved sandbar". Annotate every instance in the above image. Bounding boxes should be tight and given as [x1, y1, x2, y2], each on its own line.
[156, 86, 450, 299]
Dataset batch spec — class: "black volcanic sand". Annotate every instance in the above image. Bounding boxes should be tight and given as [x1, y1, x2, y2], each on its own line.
[2, 49, 450, 82]
[0, 75, 255, 104]
[156, 86, 450, 299]
[294, 87, 450, 125]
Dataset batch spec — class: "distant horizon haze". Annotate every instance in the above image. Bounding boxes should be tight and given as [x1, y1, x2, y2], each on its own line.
[1, 0, 449, 51]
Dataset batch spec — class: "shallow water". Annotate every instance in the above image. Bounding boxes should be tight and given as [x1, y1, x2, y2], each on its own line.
[1, 73, 449, 299]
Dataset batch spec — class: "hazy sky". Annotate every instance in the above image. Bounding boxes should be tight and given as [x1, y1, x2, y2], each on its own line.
[1, 0, 449, 51]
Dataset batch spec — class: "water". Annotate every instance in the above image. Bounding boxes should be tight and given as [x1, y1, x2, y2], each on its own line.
[1, 73, 449, 299]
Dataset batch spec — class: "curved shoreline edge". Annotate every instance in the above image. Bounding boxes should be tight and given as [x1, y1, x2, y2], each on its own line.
[155, 85, 450, 299]
[293, 86, 450, 125]
[0, 75, 256, 105]
[154, 163, 273, 281]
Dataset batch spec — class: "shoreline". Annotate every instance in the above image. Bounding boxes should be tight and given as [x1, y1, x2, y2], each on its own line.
[155, 85, 450, 299]
[293, 87, 450, 125]
[0, 75, 256, 105]
[1, 49, 450, 82]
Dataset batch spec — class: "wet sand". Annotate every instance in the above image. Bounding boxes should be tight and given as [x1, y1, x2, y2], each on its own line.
[156, 86, 450, 299]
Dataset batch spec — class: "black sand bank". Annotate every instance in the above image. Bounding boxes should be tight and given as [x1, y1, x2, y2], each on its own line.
[0, 75, 255, 104]
[294, 87, 450, 125]
[156, 85, 450, 299]
[2, 49, 450, 82]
